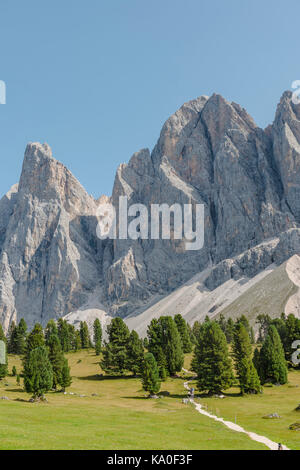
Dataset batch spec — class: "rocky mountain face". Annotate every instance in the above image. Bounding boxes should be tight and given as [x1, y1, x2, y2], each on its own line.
[0, 143, 102, 331]
[1, 91, 300, 332]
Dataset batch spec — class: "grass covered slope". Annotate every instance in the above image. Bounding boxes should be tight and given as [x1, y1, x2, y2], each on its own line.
[0, 350, 266, 450]
[183, 354, 300, 451]
[188, 369, 300, 451]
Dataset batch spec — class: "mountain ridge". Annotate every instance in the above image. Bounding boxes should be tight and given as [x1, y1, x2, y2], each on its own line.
[1, 91, 300, 332]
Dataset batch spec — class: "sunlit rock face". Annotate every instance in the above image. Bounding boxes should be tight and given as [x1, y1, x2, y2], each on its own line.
[0, 143, 102, 331]
[1, 91, 300, 331]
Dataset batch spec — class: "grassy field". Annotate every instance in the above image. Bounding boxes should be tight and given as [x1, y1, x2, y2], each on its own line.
[0, 350, 298, 450]
[188, 370, 300, 450]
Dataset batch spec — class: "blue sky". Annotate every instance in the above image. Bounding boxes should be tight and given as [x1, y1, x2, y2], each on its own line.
[0, 0, 299, 197]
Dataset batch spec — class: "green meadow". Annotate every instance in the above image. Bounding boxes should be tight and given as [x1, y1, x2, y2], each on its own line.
[0, 350, 298, 450]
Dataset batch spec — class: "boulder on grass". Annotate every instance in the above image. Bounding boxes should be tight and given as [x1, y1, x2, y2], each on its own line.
[289, 422, 300, 431]
[263, 413, 281, 419]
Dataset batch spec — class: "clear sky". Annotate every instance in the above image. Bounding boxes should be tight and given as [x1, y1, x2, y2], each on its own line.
[0, 0, 299, 198]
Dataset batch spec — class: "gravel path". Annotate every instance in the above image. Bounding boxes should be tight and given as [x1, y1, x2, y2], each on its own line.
[182, 370, 289, 451]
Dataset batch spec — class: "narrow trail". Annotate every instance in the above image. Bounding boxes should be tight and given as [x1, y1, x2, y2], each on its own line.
[182, 369, 290, 451]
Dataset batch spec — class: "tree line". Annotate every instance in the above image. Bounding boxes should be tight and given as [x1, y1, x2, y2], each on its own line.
[0, 311, 299, 398]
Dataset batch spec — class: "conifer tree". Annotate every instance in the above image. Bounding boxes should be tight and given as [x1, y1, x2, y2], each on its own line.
[258, 325, 288, 384]
[192, 321, 201, 343]
[101, 318, 130, 375]
[45, 320, 59, 346]
[250, 327, 255, 345]
[253, 346, 261, 376]
[147, 317, 183, 376]
[23, 346, 53, 399]
[93, 318, 102, 356]
[236, 315, 252, 339]
[24, 323, 44, 361]
[187, 322, 196, 345]
[80, 321, 90, 349]
[12, 365, 17, 376]
[14, 318, 27, 355]
[225, 318, 235, 343]
[60, 358, 72, 392]
[174, 314, 193, 353]
[74, 330, 82, 351]
[147, 319, 168, 378]
[160, 316, 184, 375]
[47, 334, 64, 390]
[57, 319, 70, 352]
[193, 321, 234, 394]
[217, 314, 227, 335]
[232, 323, 261, 394]
[7, 321, 17, 353]
[141, 353, 161, 395]
[126, 330, 144, 375]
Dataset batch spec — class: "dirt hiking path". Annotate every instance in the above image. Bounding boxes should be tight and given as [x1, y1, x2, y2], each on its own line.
[182, 370, 289, 451]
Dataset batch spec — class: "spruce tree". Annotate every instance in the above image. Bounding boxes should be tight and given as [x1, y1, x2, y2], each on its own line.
[259, 325, 288, 384]
[141, 353, 161, 395]
[187, 322, 196, 345]
[12, 365, 17, 376]
[232, 323, 261, 394]
[217, 314, 227, 335]
[15, 318, 27, 355]
[45, 320, 58, 346]
[147, 318, 167, 377]
[253, 347, 261, 376]
[193, 321, 234, 394]
[225, 318, 235, 343]
[67, 323, 77, 351]
[74, 330, 82, 351]
[236, 315, 252, 339]
[93, 318, 102, 356]
[60, 358, 72, 392]
[80, 321, 90, 349]
[250, 327, 255, 345]
[47, 334, 64, 390]
[23, 346, 53, 399]
[58, 319, 70, 352]
[192, 321, 201, 342]
[147, 317, 184, 377]
[101, 318, 130, 375]
[160, 316, 184, 375]
[24, 323, 44, 361]
[126, 330, 144, 375]
[7, 321, 17, 353]
[174, 314, 193, 353]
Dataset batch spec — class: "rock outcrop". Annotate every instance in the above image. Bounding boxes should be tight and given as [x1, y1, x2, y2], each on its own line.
[105, 92, 298, 318]
[0, 143, 102, 331]
[1, 91, 300, 331]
